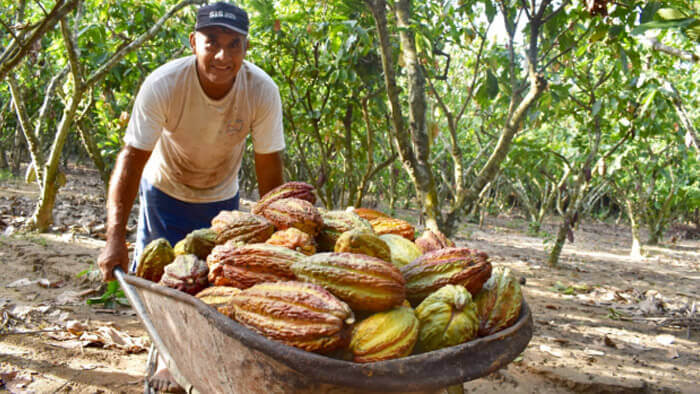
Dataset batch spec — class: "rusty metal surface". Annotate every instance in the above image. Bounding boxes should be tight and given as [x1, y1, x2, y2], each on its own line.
[124, 274, 532, 393]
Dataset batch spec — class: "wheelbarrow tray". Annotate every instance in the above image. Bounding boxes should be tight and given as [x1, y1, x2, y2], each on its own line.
[118, 272, 532, 393]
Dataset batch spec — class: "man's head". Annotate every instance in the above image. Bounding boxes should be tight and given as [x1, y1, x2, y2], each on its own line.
[190, 2, 250, 98]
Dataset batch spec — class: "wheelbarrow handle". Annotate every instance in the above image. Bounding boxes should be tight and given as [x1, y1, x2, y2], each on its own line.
[113, 267, 176, 369]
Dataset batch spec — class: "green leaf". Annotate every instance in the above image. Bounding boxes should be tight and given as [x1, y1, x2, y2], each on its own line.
[484, 1, 497, 24]
[486, 69, 499, 99]
[632, 18, 698, 35]
[592, 100, 602, 116]
[640, 2, 663, 24]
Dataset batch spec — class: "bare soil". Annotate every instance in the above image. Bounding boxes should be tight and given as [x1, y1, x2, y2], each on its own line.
[0, 165, 698, 393]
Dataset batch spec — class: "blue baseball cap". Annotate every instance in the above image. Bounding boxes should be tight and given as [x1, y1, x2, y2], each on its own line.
[196, 2, 249, 36]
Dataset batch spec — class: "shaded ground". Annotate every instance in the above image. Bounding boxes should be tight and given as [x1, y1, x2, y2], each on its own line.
[0, 165, 698, 393]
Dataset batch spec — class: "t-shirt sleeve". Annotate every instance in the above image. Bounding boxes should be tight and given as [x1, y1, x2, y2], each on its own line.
[250, 81, 285, 154]
[123, 78, 167, 151]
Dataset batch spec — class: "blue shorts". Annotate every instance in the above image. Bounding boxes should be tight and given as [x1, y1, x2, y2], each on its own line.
[130, 179, 239, 272]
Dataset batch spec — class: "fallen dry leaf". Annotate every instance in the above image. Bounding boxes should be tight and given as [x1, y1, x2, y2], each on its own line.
[539, 344, 563, 357]
[656, 334, 675, 346]
[6, 278, 38, 288]
[584, 348, 605, 356]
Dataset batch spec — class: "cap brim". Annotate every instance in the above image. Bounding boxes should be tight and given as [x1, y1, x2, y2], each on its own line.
[196, 22, 248, 36]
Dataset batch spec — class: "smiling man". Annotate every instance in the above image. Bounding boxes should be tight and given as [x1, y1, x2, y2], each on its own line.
[97, 3, 284, 391]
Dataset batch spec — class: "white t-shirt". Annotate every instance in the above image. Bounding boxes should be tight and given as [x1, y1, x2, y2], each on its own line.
[124, 56, 285, 203]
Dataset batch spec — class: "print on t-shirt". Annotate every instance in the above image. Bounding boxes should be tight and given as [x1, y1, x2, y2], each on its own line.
[225, 119, 245, 135]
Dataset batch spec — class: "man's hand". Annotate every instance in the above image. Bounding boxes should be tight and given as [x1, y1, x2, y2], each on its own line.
[98, 239, 130, 282]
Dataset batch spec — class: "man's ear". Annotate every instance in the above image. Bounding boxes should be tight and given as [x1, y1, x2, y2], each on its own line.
[189, 32, 197, 54]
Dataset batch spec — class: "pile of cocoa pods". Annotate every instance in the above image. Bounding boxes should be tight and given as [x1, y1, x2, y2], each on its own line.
[136, 181, 523, 362]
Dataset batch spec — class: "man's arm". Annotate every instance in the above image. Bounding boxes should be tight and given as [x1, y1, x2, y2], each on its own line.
[97, 145, 151, 281]
[254, 150, 284, 197]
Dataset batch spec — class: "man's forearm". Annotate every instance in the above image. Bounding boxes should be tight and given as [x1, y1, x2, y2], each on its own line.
[106, 147, 151, 242]
[255, 151, 284, 197]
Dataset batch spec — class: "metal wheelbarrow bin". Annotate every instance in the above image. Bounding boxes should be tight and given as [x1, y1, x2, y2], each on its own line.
[115, 268, 533, 394]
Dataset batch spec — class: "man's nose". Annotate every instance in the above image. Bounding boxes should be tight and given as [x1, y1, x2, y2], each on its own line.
[214, 48, 232, 61]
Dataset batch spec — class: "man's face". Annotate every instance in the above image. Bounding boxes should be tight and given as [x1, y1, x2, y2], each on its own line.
[190, 26, 248, 95]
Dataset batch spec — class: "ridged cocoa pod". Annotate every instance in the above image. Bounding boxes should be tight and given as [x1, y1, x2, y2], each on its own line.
[159, 254, 209, 295]
[136, 238, 175, 283]
[415, 284, 479, 352]
[228, 281, 355, 353]
[207, 243, 305, 289]
[210, 211, 274, 245]
[370, 217, 416, 241]
[414, 229, 455, 254]
[349, 304, 419, 362]
[265, 228, 316, 256]
[474, 267, 523, 336]
[251, 181, 316, 215]
[195, 286, 241, 309]
[260, 198, 323, 236]
[291, 252, 406, 312]
[379, 234, 422, 268]
[401, 247, 492, 305]
[174, 228, 217, 259]
[352, 207, 390, 221]
[316, 210, 373, 252]
[334, 229, 391, 262]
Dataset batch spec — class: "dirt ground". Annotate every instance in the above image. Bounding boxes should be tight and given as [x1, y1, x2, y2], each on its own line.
[0, 165, 698, 393]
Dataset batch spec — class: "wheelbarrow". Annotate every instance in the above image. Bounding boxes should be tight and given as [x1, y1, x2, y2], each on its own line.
[114, 268, 533, 394]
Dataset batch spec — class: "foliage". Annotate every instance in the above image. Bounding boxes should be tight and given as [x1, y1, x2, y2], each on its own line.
[0, 0, 697, 264]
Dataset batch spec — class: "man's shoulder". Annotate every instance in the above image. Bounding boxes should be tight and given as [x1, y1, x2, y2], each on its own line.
[243, 60, 278, 91]
[144, 56, 195, 88]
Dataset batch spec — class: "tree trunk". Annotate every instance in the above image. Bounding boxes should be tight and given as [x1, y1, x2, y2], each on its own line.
[29, 87, 84, 231]
[547, 217, 570, 266]
[76, 120, 109, 190]
[624, 199, 643, 258]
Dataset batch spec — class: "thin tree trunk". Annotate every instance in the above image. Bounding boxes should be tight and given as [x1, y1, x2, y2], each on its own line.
[76, 120, 109, 189]
[625, 199, 643, 258]
[548, 217, 570, 266]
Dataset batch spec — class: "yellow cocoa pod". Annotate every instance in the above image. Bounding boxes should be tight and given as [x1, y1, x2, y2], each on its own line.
[335, 229, 391, 262]
[349, 305, 419, 362]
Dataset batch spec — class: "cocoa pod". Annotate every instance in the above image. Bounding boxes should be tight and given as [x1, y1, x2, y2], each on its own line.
[291, 252, 406, 312]
[415, 284, 479, 352]
[260, 198, 323, 236]
[334, 229, 391, 262]
[379, 234, 422, 268]
[195, 286, 241, 309]
[210, 211, 274, 245]
[251, 181, 316, 215]
[159, 254, 209, 295]
[174, 228, 217, 260]
[401, 247, 492, 305]
[265, 228, 316, 256]
[349, 304, 419, 362]
[228, 281, 354, 353]
[474, 267, 522, 336]
[370, 217, 415, 241]
[207, 243, 305, 289]
[136, 238, 175, 283]
[351, 207, 390, 221]
[414, 229, 454, 254]
[316, 210, 373, 252]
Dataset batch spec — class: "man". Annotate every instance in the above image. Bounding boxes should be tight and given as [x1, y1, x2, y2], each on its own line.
[97, 2, 284, 391]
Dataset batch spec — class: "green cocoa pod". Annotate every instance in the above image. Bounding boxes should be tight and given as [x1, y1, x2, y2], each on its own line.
[136, 238, 175, 283]
[174, 228, 217, 260]
[415, 284, 479, 352]
[474, 267, 522, 336]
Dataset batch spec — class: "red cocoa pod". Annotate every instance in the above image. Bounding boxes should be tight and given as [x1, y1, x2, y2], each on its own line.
[401, 247, 492, 305]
